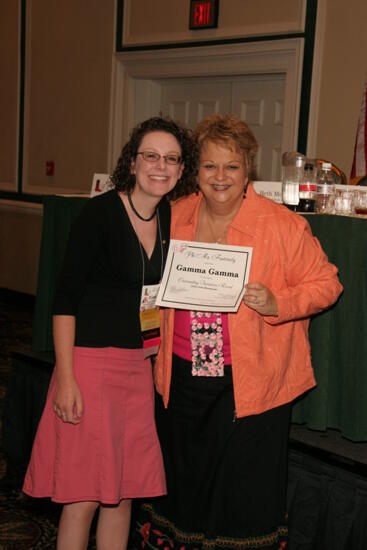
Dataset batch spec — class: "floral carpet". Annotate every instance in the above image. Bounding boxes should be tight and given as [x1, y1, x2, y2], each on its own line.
[0, 290, 96, 549]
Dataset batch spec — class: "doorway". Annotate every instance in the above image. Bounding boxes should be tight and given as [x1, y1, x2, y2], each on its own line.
[110, 39, 304, 181]
[160, 74, 285, 180]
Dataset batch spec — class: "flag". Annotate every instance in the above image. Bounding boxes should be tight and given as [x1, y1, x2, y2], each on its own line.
[351, 74, 367, 178]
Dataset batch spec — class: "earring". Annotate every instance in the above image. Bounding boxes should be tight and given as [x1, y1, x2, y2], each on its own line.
[195, 181, 200, 195]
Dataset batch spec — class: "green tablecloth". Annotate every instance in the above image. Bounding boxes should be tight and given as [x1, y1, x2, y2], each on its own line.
[31, 198, 367, 440]
[32, 195, 87, 351]
[292, 214, 367, 441]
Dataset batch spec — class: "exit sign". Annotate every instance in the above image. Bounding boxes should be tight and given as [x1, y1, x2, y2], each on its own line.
[189, 0, 219, 30]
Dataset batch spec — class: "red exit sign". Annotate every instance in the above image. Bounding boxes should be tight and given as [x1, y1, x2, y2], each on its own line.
[189, 0, 219, 30]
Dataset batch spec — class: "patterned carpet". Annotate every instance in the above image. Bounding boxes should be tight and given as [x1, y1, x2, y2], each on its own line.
[0, 289, 96, 549]
[2, 291, 367, 548]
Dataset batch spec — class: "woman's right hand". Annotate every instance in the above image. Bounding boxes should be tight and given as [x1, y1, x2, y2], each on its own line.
[52, 315, 82, 424]
[53, 376, 83, 424]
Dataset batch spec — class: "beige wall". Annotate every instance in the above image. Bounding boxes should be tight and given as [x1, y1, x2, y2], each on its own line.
[0, 204, 43, 295]
[1, 0, 115, 293]
[0, 0, 19, 189]
[123, 0, 305, 46]
[22, 0, 115, 194]
[2, 0, 367, 293]
[313, 0, 367, 178]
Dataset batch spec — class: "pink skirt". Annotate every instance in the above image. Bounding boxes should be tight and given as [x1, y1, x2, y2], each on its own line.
[23, 347, 166, 504]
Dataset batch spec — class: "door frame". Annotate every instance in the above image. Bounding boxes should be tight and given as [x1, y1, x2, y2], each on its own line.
[108, 39, 304, 172]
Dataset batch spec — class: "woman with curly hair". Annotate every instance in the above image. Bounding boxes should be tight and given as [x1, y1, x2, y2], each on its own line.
[23, 117, 198, 549]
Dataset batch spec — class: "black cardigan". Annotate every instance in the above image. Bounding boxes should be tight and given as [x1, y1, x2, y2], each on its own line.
[53, 189, 171, 348]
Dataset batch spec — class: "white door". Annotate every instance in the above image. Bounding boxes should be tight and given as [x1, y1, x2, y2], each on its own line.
[160, 74, 285, 181]
[161, 78, 232, 128]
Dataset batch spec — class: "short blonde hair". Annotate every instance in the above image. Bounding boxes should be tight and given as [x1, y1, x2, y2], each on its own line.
[194, 114, 258, 178]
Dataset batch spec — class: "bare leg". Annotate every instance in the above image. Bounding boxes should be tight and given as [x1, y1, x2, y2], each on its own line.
[96, 499, 132, 550]
[57, 501, 99, 550]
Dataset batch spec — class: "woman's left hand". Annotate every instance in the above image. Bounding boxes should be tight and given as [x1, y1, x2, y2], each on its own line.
[243, 282, 278, 316]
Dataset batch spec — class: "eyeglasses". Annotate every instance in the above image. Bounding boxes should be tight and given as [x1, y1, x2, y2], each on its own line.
[136, 151, 182, 165]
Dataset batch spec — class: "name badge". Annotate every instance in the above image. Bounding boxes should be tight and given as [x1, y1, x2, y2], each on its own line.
[140, 284, 161, 358]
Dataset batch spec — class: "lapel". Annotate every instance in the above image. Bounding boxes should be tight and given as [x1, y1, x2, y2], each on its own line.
[227, 184, 259, 245]
[172, 193, 203, 241]
[171, 184, 261, 245]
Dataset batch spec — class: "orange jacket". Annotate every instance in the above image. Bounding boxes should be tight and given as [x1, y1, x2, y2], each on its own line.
[155, 185, 343, 417]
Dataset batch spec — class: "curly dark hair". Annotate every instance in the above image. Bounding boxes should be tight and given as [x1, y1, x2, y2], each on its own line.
[111, 117, 199, 201]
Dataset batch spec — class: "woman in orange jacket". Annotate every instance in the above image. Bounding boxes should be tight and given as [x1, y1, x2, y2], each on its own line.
[134, 114, 343, 550]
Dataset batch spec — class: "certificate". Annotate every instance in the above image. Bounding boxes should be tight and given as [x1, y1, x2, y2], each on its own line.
[155, 240, 253, 312]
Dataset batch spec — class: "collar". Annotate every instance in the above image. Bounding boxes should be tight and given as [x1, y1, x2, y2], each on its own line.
[172, 193, 203, 241]
[229, 184, 259, 238]
[172, 183, 261, 240]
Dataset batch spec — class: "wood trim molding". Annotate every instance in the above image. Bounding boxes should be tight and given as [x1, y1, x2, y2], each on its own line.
[121, 0, 307, 48]
[0, 199, 43, 215]
[108, 39, 304, 170]
[306, 0, 326, 158]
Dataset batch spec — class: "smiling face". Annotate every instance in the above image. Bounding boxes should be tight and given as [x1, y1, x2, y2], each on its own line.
[198, 140, 248, 210]
[130, 131, 184, 200]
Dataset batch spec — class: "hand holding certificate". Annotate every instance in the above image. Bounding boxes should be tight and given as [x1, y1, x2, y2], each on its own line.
[155, 239, 253, 312]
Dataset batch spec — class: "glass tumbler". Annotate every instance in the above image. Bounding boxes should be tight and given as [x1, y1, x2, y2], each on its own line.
[354, 191, 367, 215]
[334, 190, 355, 215]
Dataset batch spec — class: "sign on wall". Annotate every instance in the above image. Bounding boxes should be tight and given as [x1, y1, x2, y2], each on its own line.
[189, 0, 219, 30]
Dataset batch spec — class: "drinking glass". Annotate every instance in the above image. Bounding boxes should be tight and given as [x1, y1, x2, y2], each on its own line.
[334, 189, 355, 215]
[314, 193, 334, 214]
[354, 191, 367, 215]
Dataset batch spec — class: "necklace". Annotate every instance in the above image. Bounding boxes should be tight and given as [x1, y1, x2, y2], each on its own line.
[205, 214, 229, 243]
[130, 208, 164, 288]
[127, 192, 156, 222]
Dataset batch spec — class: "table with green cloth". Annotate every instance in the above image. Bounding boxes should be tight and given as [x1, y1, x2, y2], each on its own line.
[32, 195, 87, 352]
[30, 196, 367, 441]
[292, 214, 367, 442]
[2, 196, 87, 478]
